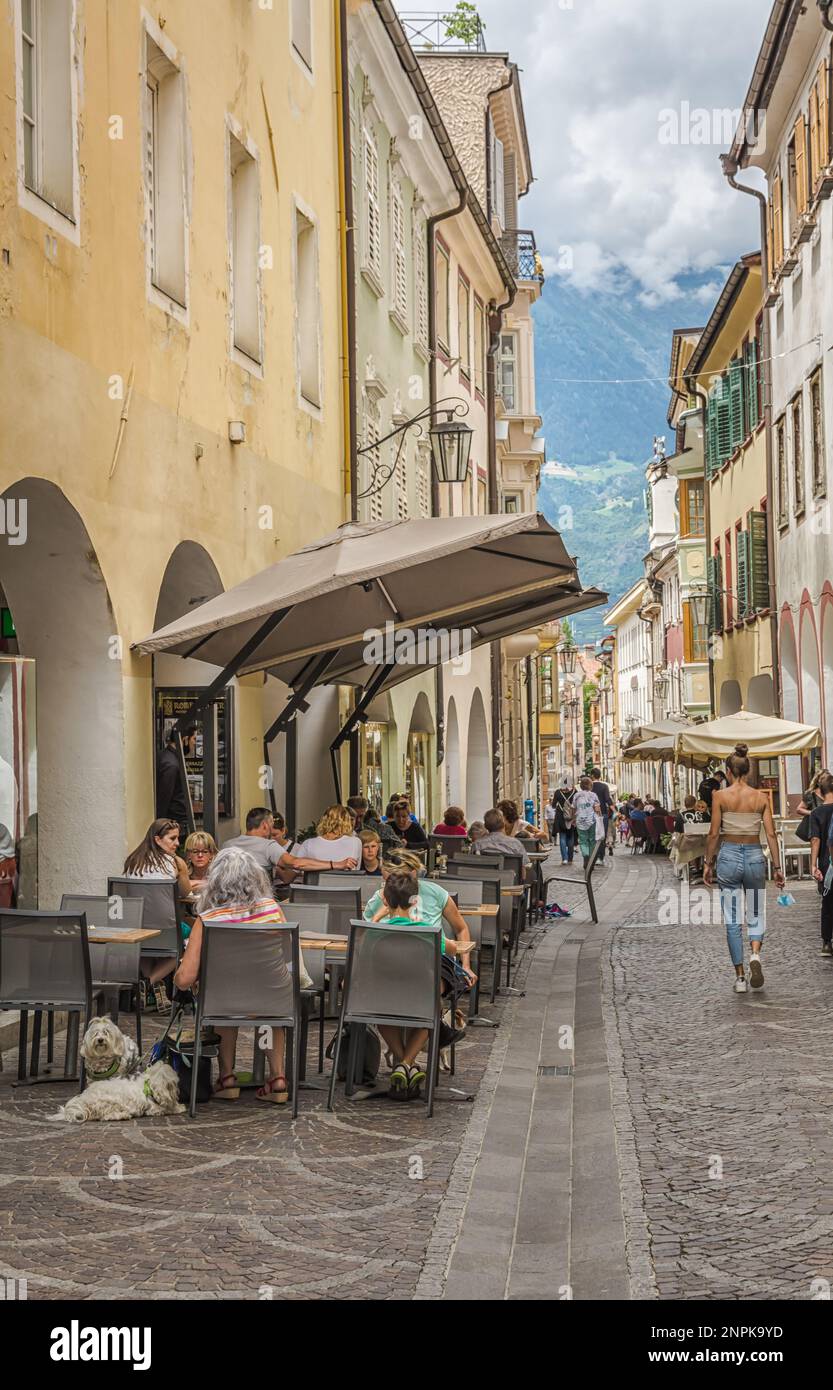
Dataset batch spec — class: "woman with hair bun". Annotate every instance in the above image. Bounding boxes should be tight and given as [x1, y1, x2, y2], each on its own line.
[704, 744, 785, 994]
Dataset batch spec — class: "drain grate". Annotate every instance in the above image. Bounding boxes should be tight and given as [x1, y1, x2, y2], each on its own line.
[537, 1065, 574, 1077]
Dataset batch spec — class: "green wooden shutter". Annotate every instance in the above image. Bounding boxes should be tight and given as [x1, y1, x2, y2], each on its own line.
[749, 511, 770, 611]
[736, 530, 750, 620]
[747, 340, 760, 432]
[715, 550, 723, 633]
[729, 358, 744, 451]
[706, 392, 717, 477]
[716, 377, 732, 468]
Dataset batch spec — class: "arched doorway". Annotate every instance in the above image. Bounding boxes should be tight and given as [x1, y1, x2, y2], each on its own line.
[0, 479, 124, 903]
[445, 697, 461, 808]
[465, 688, 491, 821]
[406, 690, 435, 825]
[780, 614, 802, 801]
[822, 600, 833, 767]
[152, 543, 227, 832]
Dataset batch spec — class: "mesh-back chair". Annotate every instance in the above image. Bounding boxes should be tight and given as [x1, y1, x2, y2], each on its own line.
[290, 884, 361, 924]
[542, 837, 605, 925]
[285, 903, 331, 1075]
[61, 895, 145, 1051]
[0, 910, 92, 1088]
[328, 920, 443, 1116]
[438, 871, 509, 1002]
[106, 877, 182, 964]
[302, 873, 380, 907]
[455, 850, 505, 870]
[428, 834, 470, 863]
[436, 877, 487, 1017]
[645, 815, 667, 854]
[190, 921, 302, 1118]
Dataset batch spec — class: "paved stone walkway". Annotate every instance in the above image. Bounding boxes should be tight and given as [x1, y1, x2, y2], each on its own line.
[606, 858, 833, 1301]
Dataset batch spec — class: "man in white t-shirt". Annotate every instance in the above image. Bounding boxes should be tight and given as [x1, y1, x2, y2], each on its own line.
[222, 808, 356, 883]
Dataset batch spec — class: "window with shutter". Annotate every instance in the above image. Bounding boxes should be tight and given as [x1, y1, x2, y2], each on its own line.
[791, 392, 805, 516]
[413, 208, 428, 351]
[729, 358, 744, 451]
[748, 511, 770, 612]
[811, 79, 821, 187]
[810, 367, 826, 498]
[436, 241, 450, 352]
[362, 126, 382, 284]
[291, 0, 313, 71]
[747, 337, 760, 431]
[772, 170, 784, 267]
[20, 0, 75, 219]
[474, 298, 486, 395]
[736, 530, 750, 621]
[706, 390, 719, 478]
[493, 135, 506, 228]
[715, 550, 724, 633]
[390, 177, 407, 326]
[458, 276, 471, 379]
[776, 416, 788, 527]
[716, 377, 732, 468]
[363, 414, 384, 524]
[416, 448, 431, 518]
[820, 59, 831, 171]
[794, 115, 808, 218]
[145, 33, 187, 308]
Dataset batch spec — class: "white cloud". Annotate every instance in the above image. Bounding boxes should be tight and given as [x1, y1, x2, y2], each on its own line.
[473, 0, 773, 298]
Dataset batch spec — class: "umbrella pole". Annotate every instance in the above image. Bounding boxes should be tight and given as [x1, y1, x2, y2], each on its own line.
[262, 650, 342, 827]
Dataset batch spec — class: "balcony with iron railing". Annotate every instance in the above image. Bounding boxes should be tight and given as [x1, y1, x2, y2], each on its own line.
[399, 11, 488, 53]
[500, 229, 545, 284]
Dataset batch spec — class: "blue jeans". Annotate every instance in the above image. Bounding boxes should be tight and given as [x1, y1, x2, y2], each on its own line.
[716, 843, 767, 967]
[559, 830, 573, 862]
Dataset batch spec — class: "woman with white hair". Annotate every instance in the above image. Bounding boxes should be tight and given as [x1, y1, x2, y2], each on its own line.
[174, 847, 292, 1104]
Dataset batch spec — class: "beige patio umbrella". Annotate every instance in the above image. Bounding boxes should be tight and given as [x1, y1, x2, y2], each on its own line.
[674, 708, 822, 760]
[622, 715, 693, 749]
[134, 512, 581, 676]
[622, 735, 710, 771]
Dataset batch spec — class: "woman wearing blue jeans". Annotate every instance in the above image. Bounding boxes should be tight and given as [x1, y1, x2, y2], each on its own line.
[704, 744, 785, 994]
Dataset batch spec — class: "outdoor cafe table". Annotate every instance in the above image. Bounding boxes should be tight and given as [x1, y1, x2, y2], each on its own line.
[669, 823, 710, 875]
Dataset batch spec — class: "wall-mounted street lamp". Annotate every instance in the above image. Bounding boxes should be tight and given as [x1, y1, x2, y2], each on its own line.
[357, 397, 473, 500]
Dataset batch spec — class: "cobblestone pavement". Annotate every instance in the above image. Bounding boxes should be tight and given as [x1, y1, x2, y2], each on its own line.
[604, 856, 833, 1301]
[0, 865, 590, 1303]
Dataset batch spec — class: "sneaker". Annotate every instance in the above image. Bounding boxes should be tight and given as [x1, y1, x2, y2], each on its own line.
[407, 1063, 426, 1100]
[749, 956, 764, 990]
[733, 975, 748, 994]
[821, 943, 833, 958]
[388, 1064, 410, 1100]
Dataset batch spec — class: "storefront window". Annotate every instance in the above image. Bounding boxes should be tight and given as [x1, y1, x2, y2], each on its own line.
[363, 724, 385, 813]
[0, 657, 37, 908]
[540, 656, 554, 711]
[406, 732, 430, 824]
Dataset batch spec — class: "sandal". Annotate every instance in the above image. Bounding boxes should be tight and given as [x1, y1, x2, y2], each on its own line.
[214, 1073, 240, 1101]
[389, 1064, 410, 1100]
[407, 1063, 426, 1099]
[257, 1075, 289, 1105]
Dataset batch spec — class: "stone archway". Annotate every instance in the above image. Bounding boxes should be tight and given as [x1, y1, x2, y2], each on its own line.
[445, 696, 461, 808]
[465, 687, 491, 822]
[822, 600, 833, 767]
[780, 614, 802, 798]
[0, 479, 124, 903]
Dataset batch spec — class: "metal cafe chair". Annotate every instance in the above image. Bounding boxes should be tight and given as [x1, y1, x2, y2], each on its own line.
[628, 819, 648, 854]
[0, 909, 93, 1088]
[439, 868, 511, 1001]
[454, 851, 506, 870]
[290, 886, 361, 1013]
[189, 921, 302, 1118]
[302, 872, 379, 907]
[284, 902, 332, 1076]
[106, 877, 183, 998]
[428, 834, 471, 863]
[435, 876, 491, 1019]
[542, 837, 605, 926]
[327, 920, 443, 1117]
[61, 894, 145, 1051]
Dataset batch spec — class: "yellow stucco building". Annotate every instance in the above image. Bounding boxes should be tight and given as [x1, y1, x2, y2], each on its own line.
[683, 255, 775, 722]
[0, 0, 345, 902]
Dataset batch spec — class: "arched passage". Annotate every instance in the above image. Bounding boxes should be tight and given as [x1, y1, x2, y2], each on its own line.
[465, 688, 491, 821]
[406, 690, 435, 825]
[822, 600, 833, 766]
[152, 543, 227, 830]
[445, 696, 461, 808]
[801, 605, 823, 779]
[0, 479, 124, 903]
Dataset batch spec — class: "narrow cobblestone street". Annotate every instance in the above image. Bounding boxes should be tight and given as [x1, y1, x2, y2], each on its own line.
[4, 849, 828, 1301]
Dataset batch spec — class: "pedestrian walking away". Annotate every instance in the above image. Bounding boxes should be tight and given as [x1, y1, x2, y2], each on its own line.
[809, 771, 833, 956]
[704, 744, 785, 995]
[551, 777, 576, 864]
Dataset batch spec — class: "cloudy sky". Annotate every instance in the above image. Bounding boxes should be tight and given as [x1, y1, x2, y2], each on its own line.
[473, 0, 774, 304]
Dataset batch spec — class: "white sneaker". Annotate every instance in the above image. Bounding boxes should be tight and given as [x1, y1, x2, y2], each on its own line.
[733, 976, 748, 994]
[749, 955, 764, 990]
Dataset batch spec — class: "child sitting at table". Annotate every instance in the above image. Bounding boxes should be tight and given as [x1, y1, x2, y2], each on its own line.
[373, 870, 473, 1101]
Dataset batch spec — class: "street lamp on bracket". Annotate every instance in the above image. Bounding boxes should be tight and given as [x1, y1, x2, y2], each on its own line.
[356, 397, 474, 500]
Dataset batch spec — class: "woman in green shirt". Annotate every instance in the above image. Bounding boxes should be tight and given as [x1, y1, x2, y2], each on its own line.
[363, 849, 476, 986]
[374, 871, 474, 1100]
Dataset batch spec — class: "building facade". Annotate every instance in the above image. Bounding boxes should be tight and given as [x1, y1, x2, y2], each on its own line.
[0, 0, 345, 901]
[727, 0, 833, 795]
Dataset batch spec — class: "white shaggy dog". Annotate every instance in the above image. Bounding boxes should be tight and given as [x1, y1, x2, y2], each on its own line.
[55, 1061, 185, 1123]
[79, 1017, 140, 1082]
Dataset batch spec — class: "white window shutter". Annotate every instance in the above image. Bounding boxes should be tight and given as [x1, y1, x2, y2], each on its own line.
[494, 136, 505, 227]
[363, 127, 381, 280]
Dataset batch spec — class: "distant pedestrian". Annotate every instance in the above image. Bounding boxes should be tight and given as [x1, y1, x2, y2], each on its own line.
[551, 778, 577, 864]
[809, 771, 833, 958]
[590, 767, 612, 859]
[573, 777, 602, 869]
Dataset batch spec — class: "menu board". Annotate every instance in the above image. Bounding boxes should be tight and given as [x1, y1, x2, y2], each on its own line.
[155, 688, 234, 821]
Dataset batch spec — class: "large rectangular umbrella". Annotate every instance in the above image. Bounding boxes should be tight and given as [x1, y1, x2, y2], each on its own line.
[623, 735, 710, 771]
[675, 709, 822, 760]
[134, 513, 580, 676]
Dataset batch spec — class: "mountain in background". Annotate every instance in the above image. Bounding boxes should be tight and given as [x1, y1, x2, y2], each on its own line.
[532, 274, 716, 643]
